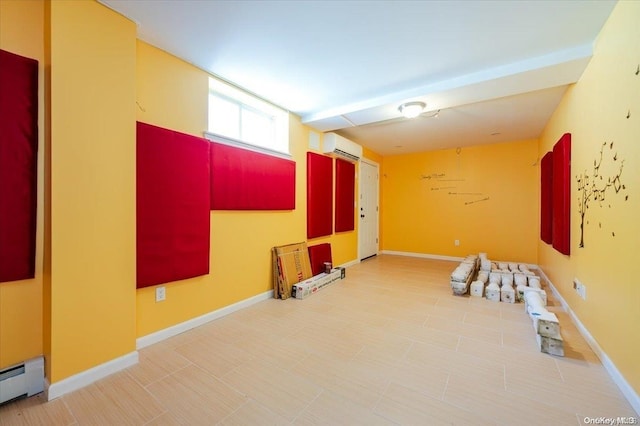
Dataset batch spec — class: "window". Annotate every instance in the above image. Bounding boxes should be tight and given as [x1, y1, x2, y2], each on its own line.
[207, 77, 289, 156]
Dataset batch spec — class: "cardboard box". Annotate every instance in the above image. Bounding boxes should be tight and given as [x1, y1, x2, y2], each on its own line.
[273, 242, 313, 299]
[292, 269, 342, 299]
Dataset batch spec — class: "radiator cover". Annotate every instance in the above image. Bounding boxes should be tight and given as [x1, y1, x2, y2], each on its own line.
[0, 356, 44, 405]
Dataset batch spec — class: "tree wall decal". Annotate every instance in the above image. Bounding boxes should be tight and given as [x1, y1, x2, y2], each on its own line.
[576, 141, 627, 248]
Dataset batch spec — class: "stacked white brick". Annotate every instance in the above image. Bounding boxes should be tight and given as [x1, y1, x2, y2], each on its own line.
[525, 291, 564, 356]
[449, 253, 562, 356]
[450, 255, 479, 295]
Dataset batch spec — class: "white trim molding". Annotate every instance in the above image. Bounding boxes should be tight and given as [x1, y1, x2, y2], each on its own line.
[339, 259, 360, 268]
[46, 351, 138, 401]
[535, 267, 640, 416]
[136, 289, 273, 350]
[203, 132, 291, 160]
[45, 289, 274, 401]
[380, 250, 463, 263]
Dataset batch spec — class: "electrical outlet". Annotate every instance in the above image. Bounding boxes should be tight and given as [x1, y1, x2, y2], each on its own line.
[155, 286, 166, 302]
[573, 278, 586, 300]
[454, 239, 460, 246]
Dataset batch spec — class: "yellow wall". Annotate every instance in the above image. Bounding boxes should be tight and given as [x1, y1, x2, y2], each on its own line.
[363, 147, 383, 165]
[135, 42, 358, 337]
[47, 0, 137, 382]
[0, 0, 45, 370]
[538, 0, 640, 394]
[382, 140, 539, 263]
[136, 41, 207, 136]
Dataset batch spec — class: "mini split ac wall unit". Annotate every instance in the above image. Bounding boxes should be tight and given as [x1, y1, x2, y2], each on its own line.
[322, 132, 362, 162]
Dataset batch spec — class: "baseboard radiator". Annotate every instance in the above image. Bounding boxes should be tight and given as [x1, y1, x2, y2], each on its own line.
[0, 356, 44, 405]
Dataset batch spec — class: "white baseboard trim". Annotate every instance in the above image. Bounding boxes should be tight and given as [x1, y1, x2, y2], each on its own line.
[339, 259, 360, 268]
[380, 250, 463, 262]
[46, 351, 138, 401]
[136, 289, 273, 350]
[535, 268, 640, 415]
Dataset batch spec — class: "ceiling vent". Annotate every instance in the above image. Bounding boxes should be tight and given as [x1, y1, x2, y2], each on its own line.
[322, 133, 362, 162]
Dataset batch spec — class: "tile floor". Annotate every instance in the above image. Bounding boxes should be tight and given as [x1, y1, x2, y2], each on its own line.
[0, 255, 637, 425]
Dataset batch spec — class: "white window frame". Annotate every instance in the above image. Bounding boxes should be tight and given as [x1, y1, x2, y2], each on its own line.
[206, 77, 290, 158]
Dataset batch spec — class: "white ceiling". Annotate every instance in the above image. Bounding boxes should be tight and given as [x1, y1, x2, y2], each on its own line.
[101, 0, 616, 155]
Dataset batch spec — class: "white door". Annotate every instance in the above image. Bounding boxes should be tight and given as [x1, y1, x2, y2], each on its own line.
[358, 160, 379, 260]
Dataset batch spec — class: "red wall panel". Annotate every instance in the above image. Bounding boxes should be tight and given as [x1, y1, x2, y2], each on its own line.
[540, 151, 553, 245]
[0, 50, 38, 283]
[552, 133, 571, 255]
[335, 159, 355, 232]
[308, 243, 333, 276]
[210, 142, 295, 210]
[307, 152, 333, 239]
[136, 122, 211, 288]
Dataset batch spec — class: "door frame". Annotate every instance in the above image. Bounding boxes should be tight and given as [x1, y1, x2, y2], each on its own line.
[357, 158, 380, 261]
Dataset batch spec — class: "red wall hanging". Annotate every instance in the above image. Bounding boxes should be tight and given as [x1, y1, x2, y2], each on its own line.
[306, 152, 333, 239]
[210, 142, 295, 210]
[540, 151, 553, 245]
[0, 50, 39, 283]
[308, 243, 333, 276]
[136, 122, 211, 288]
[335, 158, 356, 232]
[552, 133, 571, 255]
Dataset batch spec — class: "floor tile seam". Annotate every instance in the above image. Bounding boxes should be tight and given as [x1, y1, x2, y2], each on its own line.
[391, 380, 484, 421]
[63, 377, 163, 425]
[421, 314, 430, 327]
[457, 334, 543, 360]
[289, 387, 325, 424]
[440, 373, 451, 401]
[141, 408, 173, 426]
[124, 364, 195, 410]
[503, 365, 507, 391]
[216, 369, 283, 403]
[60, 395, 80, 426]
[503, 380, 614, 415]
[460, 316, 513, 333]
[455, 336, 462, 352]
[506, 386, 592, 421]
[152, 342, 199, 363]
[554, 357, 567, 383]
[220, 360, 326, 404]
[177, 338, 256, 365]
[440, 330, 503, 348]
[399, 340, 417, 362]
[370, 380, 403, 426]
[214, 397, 281, 426]
[440, 389, 542, 426]
[177, 362, 255, 403]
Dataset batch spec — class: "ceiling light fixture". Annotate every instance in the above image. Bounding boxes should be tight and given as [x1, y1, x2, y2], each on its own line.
[398, 101, 426, 119]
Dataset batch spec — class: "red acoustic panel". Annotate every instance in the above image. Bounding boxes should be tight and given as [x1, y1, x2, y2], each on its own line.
[552, 133, 571, 255]
[540, 151, 553, 245]
[0, 50, 38, 283]
[136, 122, 211, 288]
[335, 159, 355, 232]
[210, 142, 295, 210]
[307, 152, 333, 239]
[308, 243, 333, 276]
